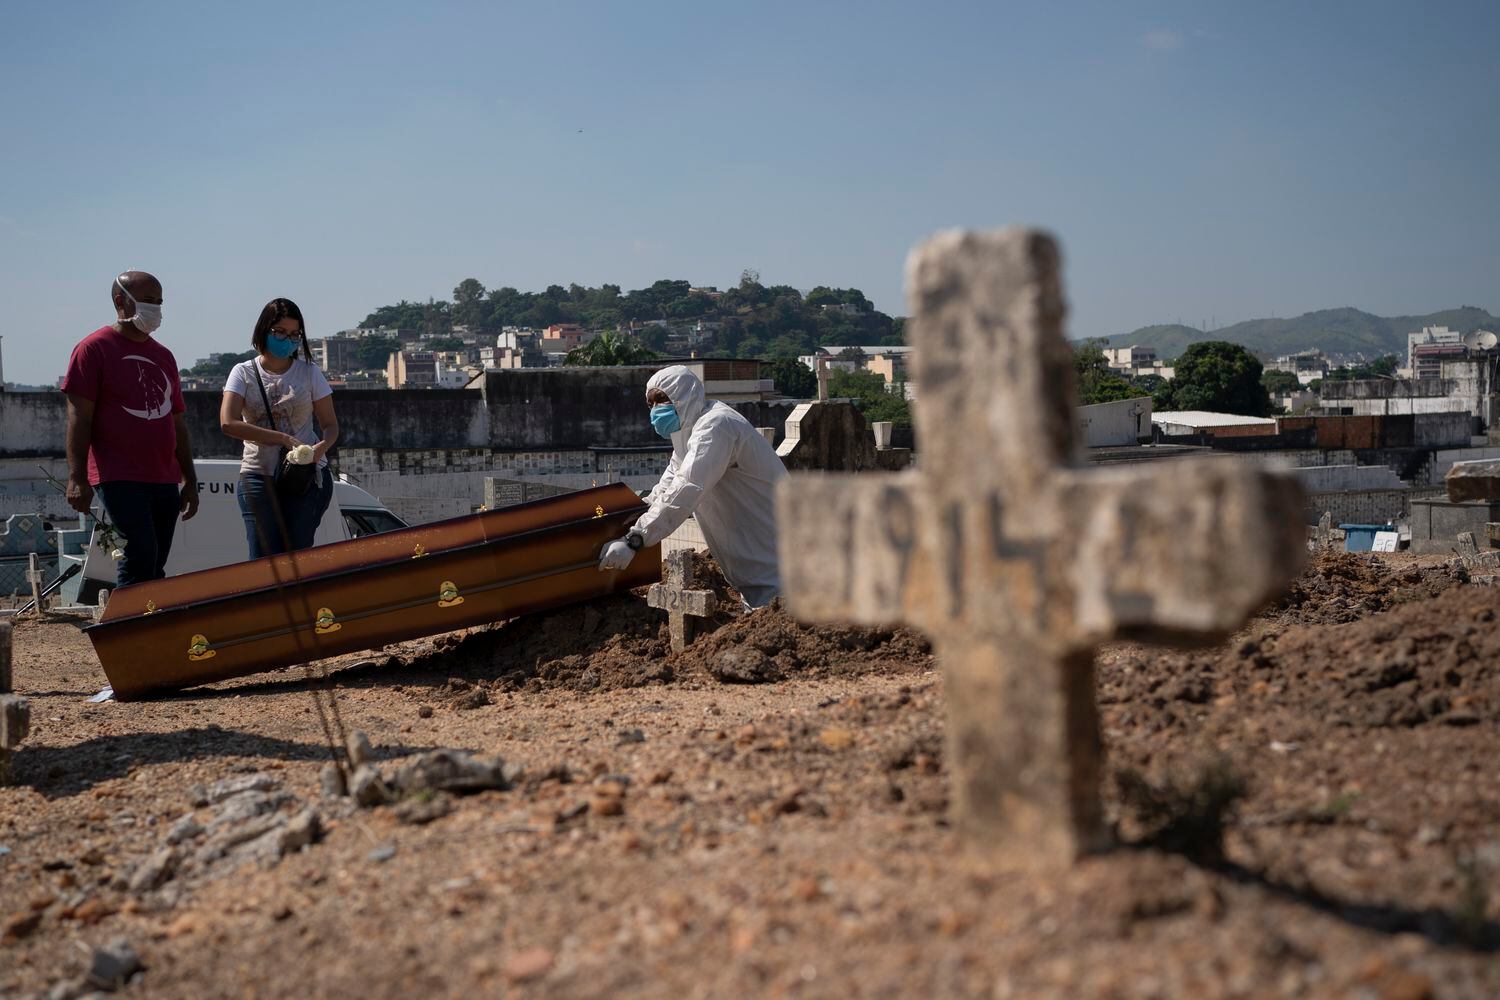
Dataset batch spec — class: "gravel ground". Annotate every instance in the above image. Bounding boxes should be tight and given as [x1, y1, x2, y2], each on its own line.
[2, 551, 1498, 999]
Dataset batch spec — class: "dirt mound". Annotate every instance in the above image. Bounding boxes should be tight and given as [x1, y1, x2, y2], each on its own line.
[1103, 581, 1500, 730]
[401, 551, 932, 694]
[1265, 584, 1500, 728]
[1259, 551, 1463, 625]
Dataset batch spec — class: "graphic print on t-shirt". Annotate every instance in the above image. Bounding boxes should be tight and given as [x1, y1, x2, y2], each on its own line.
[119, 354, 174, 420]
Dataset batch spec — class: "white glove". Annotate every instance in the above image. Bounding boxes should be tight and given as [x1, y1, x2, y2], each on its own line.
[598, 538, 636, 572]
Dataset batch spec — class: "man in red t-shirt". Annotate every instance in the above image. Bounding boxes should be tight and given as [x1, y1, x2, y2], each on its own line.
[61, 270, 200, 586]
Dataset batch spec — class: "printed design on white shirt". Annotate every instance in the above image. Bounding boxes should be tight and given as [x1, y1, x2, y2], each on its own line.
[118, 354, 173, 420]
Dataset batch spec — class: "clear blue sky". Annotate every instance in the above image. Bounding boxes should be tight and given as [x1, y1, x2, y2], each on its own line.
[3, 1, 1496, 384]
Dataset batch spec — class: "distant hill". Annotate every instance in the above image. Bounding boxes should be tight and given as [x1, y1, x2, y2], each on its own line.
[1093, 307, 1500, 361]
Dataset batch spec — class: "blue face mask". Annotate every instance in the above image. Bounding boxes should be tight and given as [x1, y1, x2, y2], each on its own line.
[267, 334, 300, 359]
[650, 402, 681, 438]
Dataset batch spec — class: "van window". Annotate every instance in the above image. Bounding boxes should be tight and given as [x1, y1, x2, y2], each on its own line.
[343, 509, 408, 538]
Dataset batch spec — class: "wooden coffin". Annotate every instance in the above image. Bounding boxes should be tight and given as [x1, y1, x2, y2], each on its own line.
[85, 484, 659, 699]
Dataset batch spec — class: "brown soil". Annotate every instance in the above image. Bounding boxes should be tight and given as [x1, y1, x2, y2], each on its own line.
[2, 552, 1499, 998]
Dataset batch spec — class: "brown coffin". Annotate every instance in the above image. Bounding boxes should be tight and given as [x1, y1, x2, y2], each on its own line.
[85, 483, 660, 699]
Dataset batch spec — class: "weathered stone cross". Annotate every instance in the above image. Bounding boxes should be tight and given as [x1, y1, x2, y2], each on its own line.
[647, 549, 714, 651]
[776, 229, 1306, 862]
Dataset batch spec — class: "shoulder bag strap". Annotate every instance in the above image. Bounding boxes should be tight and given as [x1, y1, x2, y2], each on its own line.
[251, 362, 278, 433]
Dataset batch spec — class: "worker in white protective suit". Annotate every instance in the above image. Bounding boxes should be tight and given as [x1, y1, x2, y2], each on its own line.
[597, 365, 787, 608]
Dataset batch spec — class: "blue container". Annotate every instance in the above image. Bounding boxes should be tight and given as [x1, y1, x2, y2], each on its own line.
[1340, 523, 1389, 553]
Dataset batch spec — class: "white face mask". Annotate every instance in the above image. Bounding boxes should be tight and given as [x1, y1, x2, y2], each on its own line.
[116, 279, 163, 333]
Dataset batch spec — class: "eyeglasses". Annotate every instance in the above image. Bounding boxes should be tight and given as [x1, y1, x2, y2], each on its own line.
[270, 329, 302, 339]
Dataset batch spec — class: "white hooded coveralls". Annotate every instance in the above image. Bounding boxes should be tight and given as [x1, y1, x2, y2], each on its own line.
[632, 365, 788, 608]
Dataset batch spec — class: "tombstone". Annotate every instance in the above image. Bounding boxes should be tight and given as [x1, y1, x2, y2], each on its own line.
[647, 549, 714, 652]
[756, 427, 777, 445]
[776, 229, 1305, 862]
[872, 421, 894, 450]
[0, 621, 27, 784]
[815, 355, 832, 403]
[1313, 511, 1334, 550]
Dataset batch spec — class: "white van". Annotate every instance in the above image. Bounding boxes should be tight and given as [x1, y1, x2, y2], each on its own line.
[165, 459, 407, 575]
[67, 460, 408, 601]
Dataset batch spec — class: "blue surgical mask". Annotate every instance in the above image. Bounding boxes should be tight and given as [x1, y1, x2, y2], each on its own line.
[267, 334, 300, 359]
[650, 402, 681, 438]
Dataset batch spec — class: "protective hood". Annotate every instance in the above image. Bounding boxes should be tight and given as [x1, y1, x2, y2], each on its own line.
[646, 365, 706, 454]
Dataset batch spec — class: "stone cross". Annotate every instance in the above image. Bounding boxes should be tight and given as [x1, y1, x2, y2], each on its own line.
[776, 230, 1305, 862]
[647, 549, 714, 652]
[815, 355, 832, 403]
[0, 621, 27, 784]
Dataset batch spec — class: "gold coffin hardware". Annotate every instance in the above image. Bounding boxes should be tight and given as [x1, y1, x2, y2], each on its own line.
[315, 607, 341, 634]
[144, 600, 158, 615]
[438, 581, 465, 608]
[412, 544, 428, 559]
[187, 634, 216, 661]
[593, 505, 605, 519]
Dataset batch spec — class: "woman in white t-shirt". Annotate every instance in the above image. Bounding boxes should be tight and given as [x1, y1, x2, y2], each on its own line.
[218, 298, 340, 559]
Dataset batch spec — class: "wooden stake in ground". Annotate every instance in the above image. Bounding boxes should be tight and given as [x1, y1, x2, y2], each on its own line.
[0, 621, 28, 784]
[776, 229, 1307, 863]
[647, 550, 714, 652]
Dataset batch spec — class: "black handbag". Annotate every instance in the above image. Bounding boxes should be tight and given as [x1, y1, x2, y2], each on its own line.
[252, 363, 317, 500]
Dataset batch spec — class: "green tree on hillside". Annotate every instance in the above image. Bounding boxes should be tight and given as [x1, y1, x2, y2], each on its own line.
[1072, 340, 1138, 405]
[563, 331, 658, 366]
[358, 337, 402, 371]
[765, 358, 817, 398]
[1156, 341, 1271, 416]
[452, 278, 487, 330]
[829, 369, 912, 427]
[1261, 370, 1302, 396]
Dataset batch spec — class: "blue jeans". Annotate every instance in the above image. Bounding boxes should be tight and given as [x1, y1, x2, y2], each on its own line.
[238, 468, 334, 559]
[97, 481, 182, 587]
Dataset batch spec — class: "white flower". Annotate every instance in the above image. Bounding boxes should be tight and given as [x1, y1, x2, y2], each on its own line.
[289, 444, 316, 465]
[111, 548, 125, 560]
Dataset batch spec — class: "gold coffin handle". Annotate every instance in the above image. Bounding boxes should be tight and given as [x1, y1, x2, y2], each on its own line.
[315, 607, 342, 634]
[438, 580, 465, 608]
[187, 633, 216, 661]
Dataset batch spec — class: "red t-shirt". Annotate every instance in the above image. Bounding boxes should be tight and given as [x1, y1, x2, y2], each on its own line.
[60, 326, 187, 486]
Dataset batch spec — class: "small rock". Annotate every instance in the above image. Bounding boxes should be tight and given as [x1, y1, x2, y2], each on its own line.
[394, 793, 454, 826]
[417, 705, 434, 719]
[502, 946, 554, 983]
[350, 765, 391, 808]
[2, 908, 43, 941]
[452, 687, 491, 710]
[818, 727, 855, 751]
[281, 808, 320, 852]
[165, 815, 204, 845]
[615, 728, 646, 745]
[1415, 823, 1447, 846]
[345, 731, 373, 768]
[126, 848, 177, 894]
[206, 773, 278, 803]
[367, 844, 397, 863]
[710, 648, 779, 684]
[86, 938, 141, 990]
[208, 791, 279, 830]
[320, 763, 347, 798]
[392, 749, 512, 795]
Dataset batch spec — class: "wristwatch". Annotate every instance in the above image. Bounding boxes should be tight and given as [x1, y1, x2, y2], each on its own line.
[624, 530, 645, 551]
